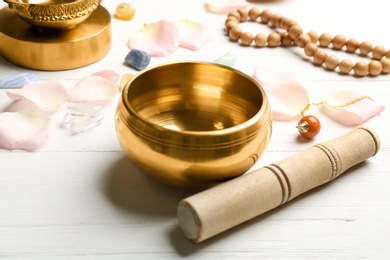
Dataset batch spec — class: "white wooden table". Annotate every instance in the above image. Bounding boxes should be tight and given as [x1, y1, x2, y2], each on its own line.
[1, 0, 389, 258]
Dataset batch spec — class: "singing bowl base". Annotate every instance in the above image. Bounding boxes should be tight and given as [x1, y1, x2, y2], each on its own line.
[0, 5, 111, 71]
[116, 62, 272, 189]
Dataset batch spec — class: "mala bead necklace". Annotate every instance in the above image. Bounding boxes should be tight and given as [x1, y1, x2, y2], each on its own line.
[225, 8, 380, 138]
[225, 7, 390, 77]
[296, 96, 372, 139]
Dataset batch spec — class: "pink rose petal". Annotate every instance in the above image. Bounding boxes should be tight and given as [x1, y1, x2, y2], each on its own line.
[92, 70, 120, 83]
[6, 79, 68, 113]
[254, 66, 309, 121]
[176, 19, 212, 50]
[321, 90, 385, 126]
[127, 19, 180, 57]
[254, 65, 301, 86]
[3, 99, 42, 113]
[0, 110, 54, 150]
[205, 0, 249, 13]
[263, 79, 310, 121]
[67, 75, 118, 106]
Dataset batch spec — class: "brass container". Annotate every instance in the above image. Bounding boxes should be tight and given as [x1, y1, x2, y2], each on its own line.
[3, 0, 99, 29]
[0, 5, 111, 70]
[116, 62, 272, 188]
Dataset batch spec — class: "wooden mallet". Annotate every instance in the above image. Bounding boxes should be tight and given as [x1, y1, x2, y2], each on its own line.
[177, 127, 380, 242]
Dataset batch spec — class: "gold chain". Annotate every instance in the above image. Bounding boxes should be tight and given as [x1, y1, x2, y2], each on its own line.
[301, 96, 372, 116]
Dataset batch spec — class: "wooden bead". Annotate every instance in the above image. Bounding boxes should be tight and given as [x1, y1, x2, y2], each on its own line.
[288, 24, 302, 40]
[386, 50, 390, 59]
[313, 50, 327, 65]
[339, 59, 354, 74]
[319, 33, 332, 47]
[372, 45, 386, 60]
[368, 60, 383, 76]
[254, 33, 267, 47]
[307, 31, 319, 43]
[345, 39, 359, 53]
[297, 33, 311, 48]
[240, 32, 254, 46]
[270, 13, 282, 28]
[381, 58, 390, 73]
[359, 41, 373, 55]
[279, 17, 292, 30]
[332, 34, 346, 50]
[353, 61, 368, 76]
[225, 16, 239, 24]
[229, 27, 242, 41]
[285, 20, 298, 31]
[267, 32, 281, 47]
[325, 55, 339, 70]
[280, 32, 293, 46]
[260, 9, 272, 24]
[225, 21, 238, 33]
[304, 43, 318, 57]
[237, 8, 249, 22]
[248, 7, 260, 21]
[228, 11, 241, 21]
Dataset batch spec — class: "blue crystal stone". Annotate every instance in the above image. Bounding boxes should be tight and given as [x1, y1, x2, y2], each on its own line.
[0, 72, 37, 89]
[125, 49, 151, 71]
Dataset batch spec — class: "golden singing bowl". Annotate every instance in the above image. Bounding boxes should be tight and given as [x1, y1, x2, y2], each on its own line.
[115, 62, 272, 189]
[3, 0, 99, 29]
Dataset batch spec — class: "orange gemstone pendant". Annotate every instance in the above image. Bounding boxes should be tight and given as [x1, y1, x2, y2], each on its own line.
[296, 115, 321, 139]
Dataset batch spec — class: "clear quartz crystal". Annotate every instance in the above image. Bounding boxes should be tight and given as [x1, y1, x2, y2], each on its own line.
[62, 103, 104, 134]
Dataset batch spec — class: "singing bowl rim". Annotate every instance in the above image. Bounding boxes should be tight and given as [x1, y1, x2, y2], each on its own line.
[120, 61, 270, 138]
